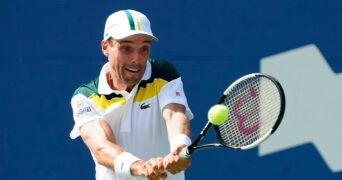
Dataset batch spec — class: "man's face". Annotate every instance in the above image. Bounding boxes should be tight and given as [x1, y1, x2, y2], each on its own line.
[102, 34, 152, 88]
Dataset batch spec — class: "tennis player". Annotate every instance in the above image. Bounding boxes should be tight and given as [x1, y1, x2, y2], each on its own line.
[70, 9, 193, 180]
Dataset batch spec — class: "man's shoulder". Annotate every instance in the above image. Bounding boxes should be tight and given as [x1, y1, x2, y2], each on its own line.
[73, 78, 99, 98]
[149, 59, 179, 81]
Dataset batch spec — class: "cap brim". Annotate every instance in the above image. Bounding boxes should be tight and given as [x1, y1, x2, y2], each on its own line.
[105, 30, 158, 41]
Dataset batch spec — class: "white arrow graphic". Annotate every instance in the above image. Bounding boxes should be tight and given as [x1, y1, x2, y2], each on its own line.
[259, 44, 342, 172]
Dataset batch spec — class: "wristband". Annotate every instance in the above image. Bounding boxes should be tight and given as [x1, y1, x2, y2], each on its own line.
[114, 152, 141, 177]
[170, 133, 192, 152]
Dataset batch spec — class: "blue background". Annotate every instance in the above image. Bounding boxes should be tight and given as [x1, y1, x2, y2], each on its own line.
[1, 0, 341, 179]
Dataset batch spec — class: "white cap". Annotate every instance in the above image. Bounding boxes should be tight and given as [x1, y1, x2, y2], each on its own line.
[103, 9, 158, 41]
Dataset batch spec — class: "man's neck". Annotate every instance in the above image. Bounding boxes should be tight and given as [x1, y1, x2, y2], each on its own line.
[106, 73, 134, 92]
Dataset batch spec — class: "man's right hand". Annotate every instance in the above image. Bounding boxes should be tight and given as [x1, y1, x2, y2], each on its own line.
[130, 158, 167, 180]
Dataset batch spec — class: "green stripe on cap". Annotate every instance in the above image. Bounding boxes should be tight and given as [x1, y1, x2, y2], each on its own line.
[124, 10, 135, 30]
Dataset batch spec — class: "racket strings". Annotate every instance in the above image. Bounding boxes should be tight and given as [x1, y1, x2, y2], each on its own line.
[217, 77, 281, 149]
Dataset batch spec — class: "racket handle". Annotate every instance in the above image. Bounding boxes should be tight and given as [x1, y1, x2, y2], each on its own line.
[179, 147, 190, 158]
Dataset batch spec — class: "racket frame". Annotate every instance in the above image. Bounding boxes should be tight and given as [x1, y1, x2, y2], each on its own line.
[181, 73, 286, 157]
[215, 73, 286, 150]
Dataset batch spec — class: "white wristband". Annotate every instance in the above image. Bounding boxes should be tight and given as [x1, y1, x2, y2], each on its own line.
[114, 152, 141, 177]
[170, 134, 192, 152]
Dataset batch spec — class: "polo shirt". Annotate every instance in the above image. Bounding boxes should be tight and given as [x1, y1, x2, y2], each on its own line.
[70, 59, 193, 180]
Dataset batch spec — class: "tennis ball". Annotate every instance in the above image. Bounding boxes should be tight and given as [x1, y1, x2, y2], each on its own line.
[208, 104, 229, 126]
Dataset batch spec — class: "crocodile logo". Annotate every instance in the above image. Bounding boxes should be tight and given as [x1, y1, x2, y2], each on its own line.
[140, 103, 150, 110]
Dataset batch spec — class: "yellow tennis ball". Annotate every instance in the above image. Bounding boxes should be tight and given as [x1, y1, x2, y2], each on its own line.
[208, 104, 229, 126]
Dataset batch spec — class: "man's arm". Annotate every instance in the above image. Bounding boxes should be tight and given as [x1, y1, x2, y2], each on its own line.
[163, 103, 191, 138]
[163, 103, 192, 174]
[79, 119, 167, 179]
[79, 119, 124, 169]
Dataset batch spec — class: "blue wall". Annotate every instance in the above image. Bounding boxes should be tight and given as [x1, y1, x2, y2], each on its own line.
[1, 0, 342, 179]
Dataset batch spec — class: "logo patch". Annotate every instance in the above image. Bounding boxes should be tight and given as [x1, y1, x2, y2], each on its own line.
[140, 103, 150, 110]
[77, 106, 93, 117]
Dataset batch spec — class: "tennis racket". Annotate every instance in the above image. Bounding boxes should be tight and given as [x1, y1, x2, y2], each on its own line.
[180, 73, 286, 157]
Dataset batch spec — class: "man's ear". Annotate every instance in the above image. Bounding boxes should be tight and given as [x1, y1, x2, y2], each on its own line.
[101, 40, 109, 57]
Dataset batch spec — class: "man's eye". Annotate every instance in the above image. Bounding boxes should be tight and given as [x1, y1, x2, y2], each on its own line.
[140, 46, 150, 54]
[121, 46, 132, 53]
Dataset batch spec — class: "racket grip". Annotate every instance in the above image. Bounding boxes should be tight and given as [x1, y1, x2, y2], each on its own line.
[179, 147, 190, 158]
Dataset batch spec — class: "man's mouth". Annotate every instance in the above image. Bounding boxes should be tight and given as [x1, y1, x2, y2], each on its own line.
[126, 67, 139, 73]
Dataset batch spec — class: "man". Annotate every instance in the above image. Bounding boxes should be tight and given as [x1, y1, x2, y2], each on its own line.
[70, 9, 193, 180]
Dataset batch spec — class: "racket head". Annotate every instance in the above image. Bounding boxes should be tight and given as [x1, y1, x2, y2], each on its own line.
[214, 73, 285, 150]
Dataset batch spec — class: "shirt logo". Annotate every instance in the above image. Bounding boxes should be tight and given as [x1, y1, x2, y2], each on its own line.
[76, 106, 93, 117]
[140, 103, 150, 110]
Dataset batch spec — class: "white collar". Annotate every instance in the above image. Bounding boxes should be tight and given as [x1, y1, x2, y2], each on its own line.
[98, 60, 152, 95]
